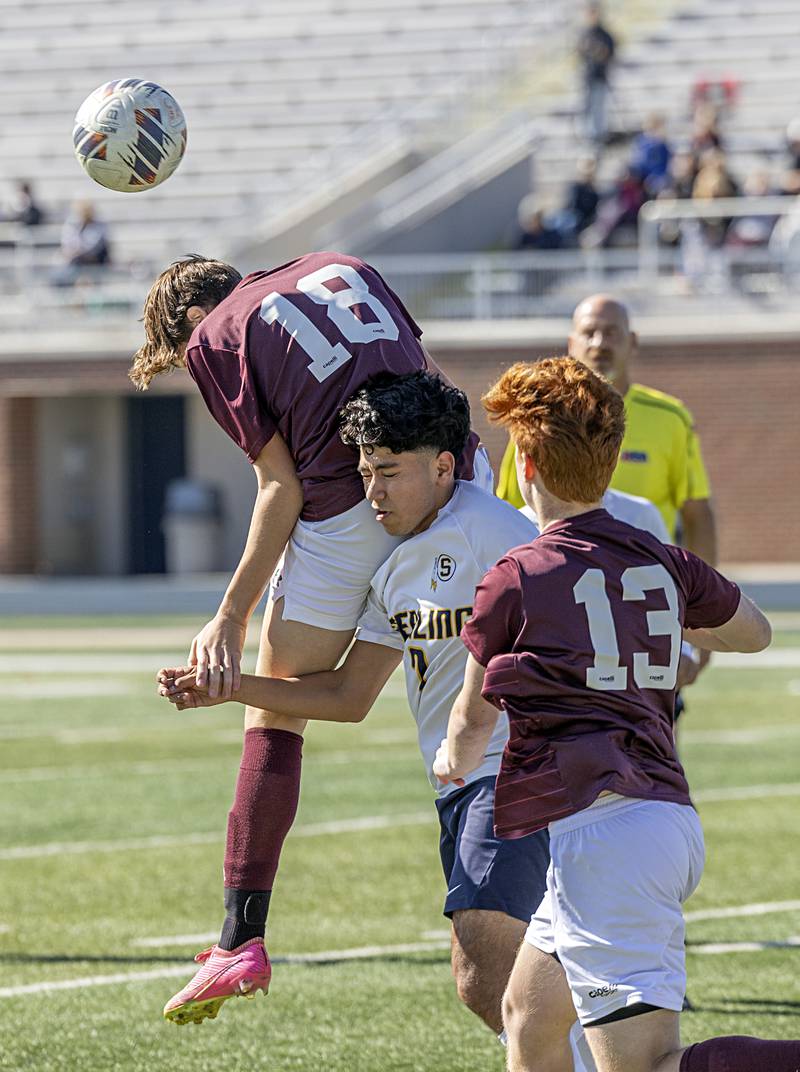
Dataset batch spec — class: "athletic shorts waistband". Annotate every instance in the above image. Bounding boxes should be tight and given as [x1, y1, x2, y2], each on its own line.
[548, 793, 649, 836]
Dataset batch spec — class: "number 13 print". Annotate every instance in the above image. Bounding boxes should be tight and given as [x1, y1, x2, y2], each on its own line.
[573, 564, 681, 691]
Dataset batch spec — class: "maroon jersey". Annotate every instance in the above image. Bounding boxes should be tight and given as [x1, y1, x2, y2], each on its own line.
[186, 251, 477, 521]
[461, 509, 740, 839]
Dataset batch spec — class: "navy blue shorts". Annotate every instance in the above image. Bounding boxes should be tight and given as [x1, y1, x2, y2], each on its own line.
[435, 775, 550, 923]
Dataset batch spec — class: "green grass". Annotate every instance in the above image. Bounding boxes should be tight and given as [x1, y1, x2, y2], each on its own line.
[1, 618, 799, 1070]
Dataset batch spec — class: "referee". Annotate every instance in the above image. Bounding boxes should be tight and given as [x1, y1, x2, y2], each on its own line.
[497, 293, 717, 683]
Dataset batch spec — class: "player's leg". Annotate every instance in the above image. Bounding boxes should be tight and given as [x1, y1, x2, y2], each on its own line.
[162, 607, 353, 1025]
[450, 909, 524, 1033]
[585, 1013, 800, 1072]
[435, 778, 595, 1066]
[164, 500, 401, 1025]
[436, 778, 549, 1033]
[219, 599, 354, 950]
[503, 942, 578, 1072]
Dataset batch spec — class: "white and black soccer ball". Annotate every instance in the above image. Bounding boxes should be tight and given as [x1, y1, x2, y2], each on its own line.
[73, 78, 187, 193]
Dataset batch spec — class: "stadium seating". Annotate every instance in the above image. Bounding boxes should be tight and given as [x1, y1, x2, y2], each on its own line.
[0, 0, 569, 284]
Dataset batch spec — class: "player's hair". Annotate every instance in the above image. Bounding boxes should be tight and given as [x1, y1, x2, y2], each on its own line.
[129, 255, 242, 390]
[483, 357, 625, 502]
[339, 371, 471, 459]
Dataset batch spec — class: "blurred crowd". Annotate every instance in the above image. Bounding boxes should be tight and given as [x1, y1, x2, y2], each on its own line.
[1, 181, 112, 286]
[514, 1, 800, 277]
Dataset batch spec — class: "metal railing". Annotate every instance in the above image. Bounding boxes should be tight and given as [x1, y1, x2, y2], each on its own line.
[1, 195, 800, 325]
[637, 195, 800, 285]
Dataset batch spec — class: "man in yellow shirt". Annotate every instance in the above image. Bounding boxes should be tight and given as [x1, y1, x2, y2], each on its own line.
[497, 294, 717, 565]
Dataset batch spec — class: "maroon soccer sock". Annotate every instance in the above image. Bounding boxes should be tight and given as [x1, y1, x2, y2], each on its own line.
[680, 1036, 800, 1071]
[219, 727, 303, 950]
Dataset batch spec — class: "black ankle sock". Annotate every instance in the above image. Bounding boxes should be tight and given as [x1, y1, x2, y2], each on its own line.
[219, 888, 271, 951]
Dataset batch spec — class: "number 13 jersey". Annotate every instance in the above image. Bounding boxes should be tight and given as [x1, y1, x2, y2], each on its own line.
[461, 509, 741, 838]
[185, 251, 478, 522]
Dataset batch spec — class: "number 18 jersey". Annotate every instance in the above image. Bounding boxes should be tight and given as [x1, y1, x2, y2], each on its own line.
[185, 251, 478, 522]
[461, 509, 741, 838]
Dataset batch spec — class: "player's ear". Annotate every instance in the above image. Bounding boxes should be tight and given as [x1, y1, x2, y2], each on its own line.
[436, 451, 456, 482]
[186, 304, 209, 328]
[523, 454, 537, 482]
[628, 329, 639, 358]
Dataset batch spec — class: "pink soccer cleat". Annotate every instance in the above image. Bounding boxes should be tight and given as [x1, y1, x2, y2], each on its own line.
[163, 938, 271, 1025]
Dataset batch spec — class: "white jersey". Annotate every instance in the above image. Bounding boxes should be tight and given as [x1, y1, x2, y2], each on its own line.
[520, 487, 670, 543]
[357, 481, 537, 794]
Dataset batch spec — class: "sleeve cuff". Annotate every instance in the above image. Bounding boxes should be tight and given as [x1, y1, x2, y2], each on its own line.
[355, 629, 404, 652]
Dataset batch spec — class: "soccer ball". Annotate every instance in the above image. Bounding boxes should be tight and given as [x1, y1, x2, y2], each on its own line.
[73, 78, 187, 193]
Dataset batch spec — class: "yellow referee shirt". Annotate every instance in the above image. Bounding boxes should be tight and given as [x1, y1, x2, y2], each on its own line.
[496, 382, 711, 538]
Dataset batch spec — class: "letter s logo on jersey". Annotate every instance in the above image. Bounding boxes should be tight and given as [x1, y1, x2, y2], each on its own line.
[430, 554, 457, 591]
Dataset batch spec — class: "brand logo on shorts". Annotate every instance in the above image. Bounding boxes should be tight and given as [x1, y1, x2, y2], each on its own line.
[430, 554, 456, 591]
[588, 984, 618, 999]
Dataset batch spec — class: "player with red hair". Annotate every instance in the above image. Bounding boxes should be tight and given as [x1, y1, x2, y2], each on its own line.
[435, 358, 795, 1072]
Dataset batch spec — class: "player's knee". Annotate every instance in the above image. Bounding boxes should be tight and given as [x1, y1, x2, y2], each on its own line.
[502, 973, 565, 1054]
[502, 975, 527, 1038]
[452, 955, 488, 1014]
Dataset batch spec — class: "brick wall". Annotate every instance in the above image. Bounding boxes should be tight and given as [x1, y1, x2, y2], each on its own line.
[431, 337, 800, 564]
[0, 396, 37, 573]
[0, 335, 797, 570]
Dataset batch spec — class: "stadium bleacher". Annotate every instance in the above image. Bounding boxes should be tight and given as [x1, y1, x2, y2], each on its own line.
[0, 0, 571, 286]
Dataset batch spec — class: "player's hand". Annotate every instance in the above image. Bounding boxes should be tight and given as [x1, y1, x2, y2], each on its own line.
[188, 615, 247, 700]
[677, 644, 710, 690]
[157, 666, 225, 711]
[432, 738, 465, 787]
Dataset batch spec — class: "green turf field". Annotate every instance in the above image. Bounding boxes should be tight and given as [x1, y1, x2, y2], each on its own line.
[1, 618, 799, 1071]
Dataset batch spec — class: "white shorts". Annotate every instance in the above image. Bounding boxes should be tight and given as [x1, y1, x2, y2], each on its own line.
[525, 793, 705, 1026]
[270, 447, 494, 632]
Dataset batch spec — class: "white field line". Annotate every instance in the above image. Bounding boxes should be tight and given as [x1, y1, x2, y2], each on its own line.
[680, 725, 800, 745]
[690, 938, 800, 955]
[133, 931, 221, 948]
[0, 939, 451, 999]
[0, 653, 189, 674]
[713, 648, 800, 668]
[0, 811, 432, 861]
[693, 782, 800, 803]
[136, 905, 800, 952]
[2, 651, 799, 676]
[1, 681, 139, 699]
[4, 783, 799, 861]
[0, 746, 417, 785]
[685, 899, 800, 923]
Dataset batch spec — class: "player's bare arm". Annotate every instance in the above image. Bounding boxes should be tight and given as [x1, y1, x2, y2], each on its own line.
[190, 432, 303, 699]
[685, 592, 771, 653]
[680, 497, 718, 567]
[159, 640, 402, 720]
[433, 654, 499, 785]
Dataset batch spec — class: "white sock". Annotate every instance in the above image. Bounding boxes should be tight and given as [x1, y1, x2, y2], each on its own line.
[569, 1019, 596, 1072]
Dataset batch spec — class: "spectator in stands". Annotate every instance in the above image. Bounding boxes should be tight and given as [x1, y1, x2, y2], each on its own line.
[690, 102, 724, 156]
[692, 149, 739, 245]
[515, 196, 562, 250]
[655, 151, 698, 247]
[781, 119, 800, 195]
[630, 113, 672, 194]
[662, 150, 699, 200]
[554, 156, 600, 244]
[581, 164, 645, 248]
[577, 1, 616, 147]
[679, 150, 739, 290]
[53, 201, 111, 286]
[726, 170, 779, 248]
[786, 119, 800, 169]
[2, 181, 44, 226]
